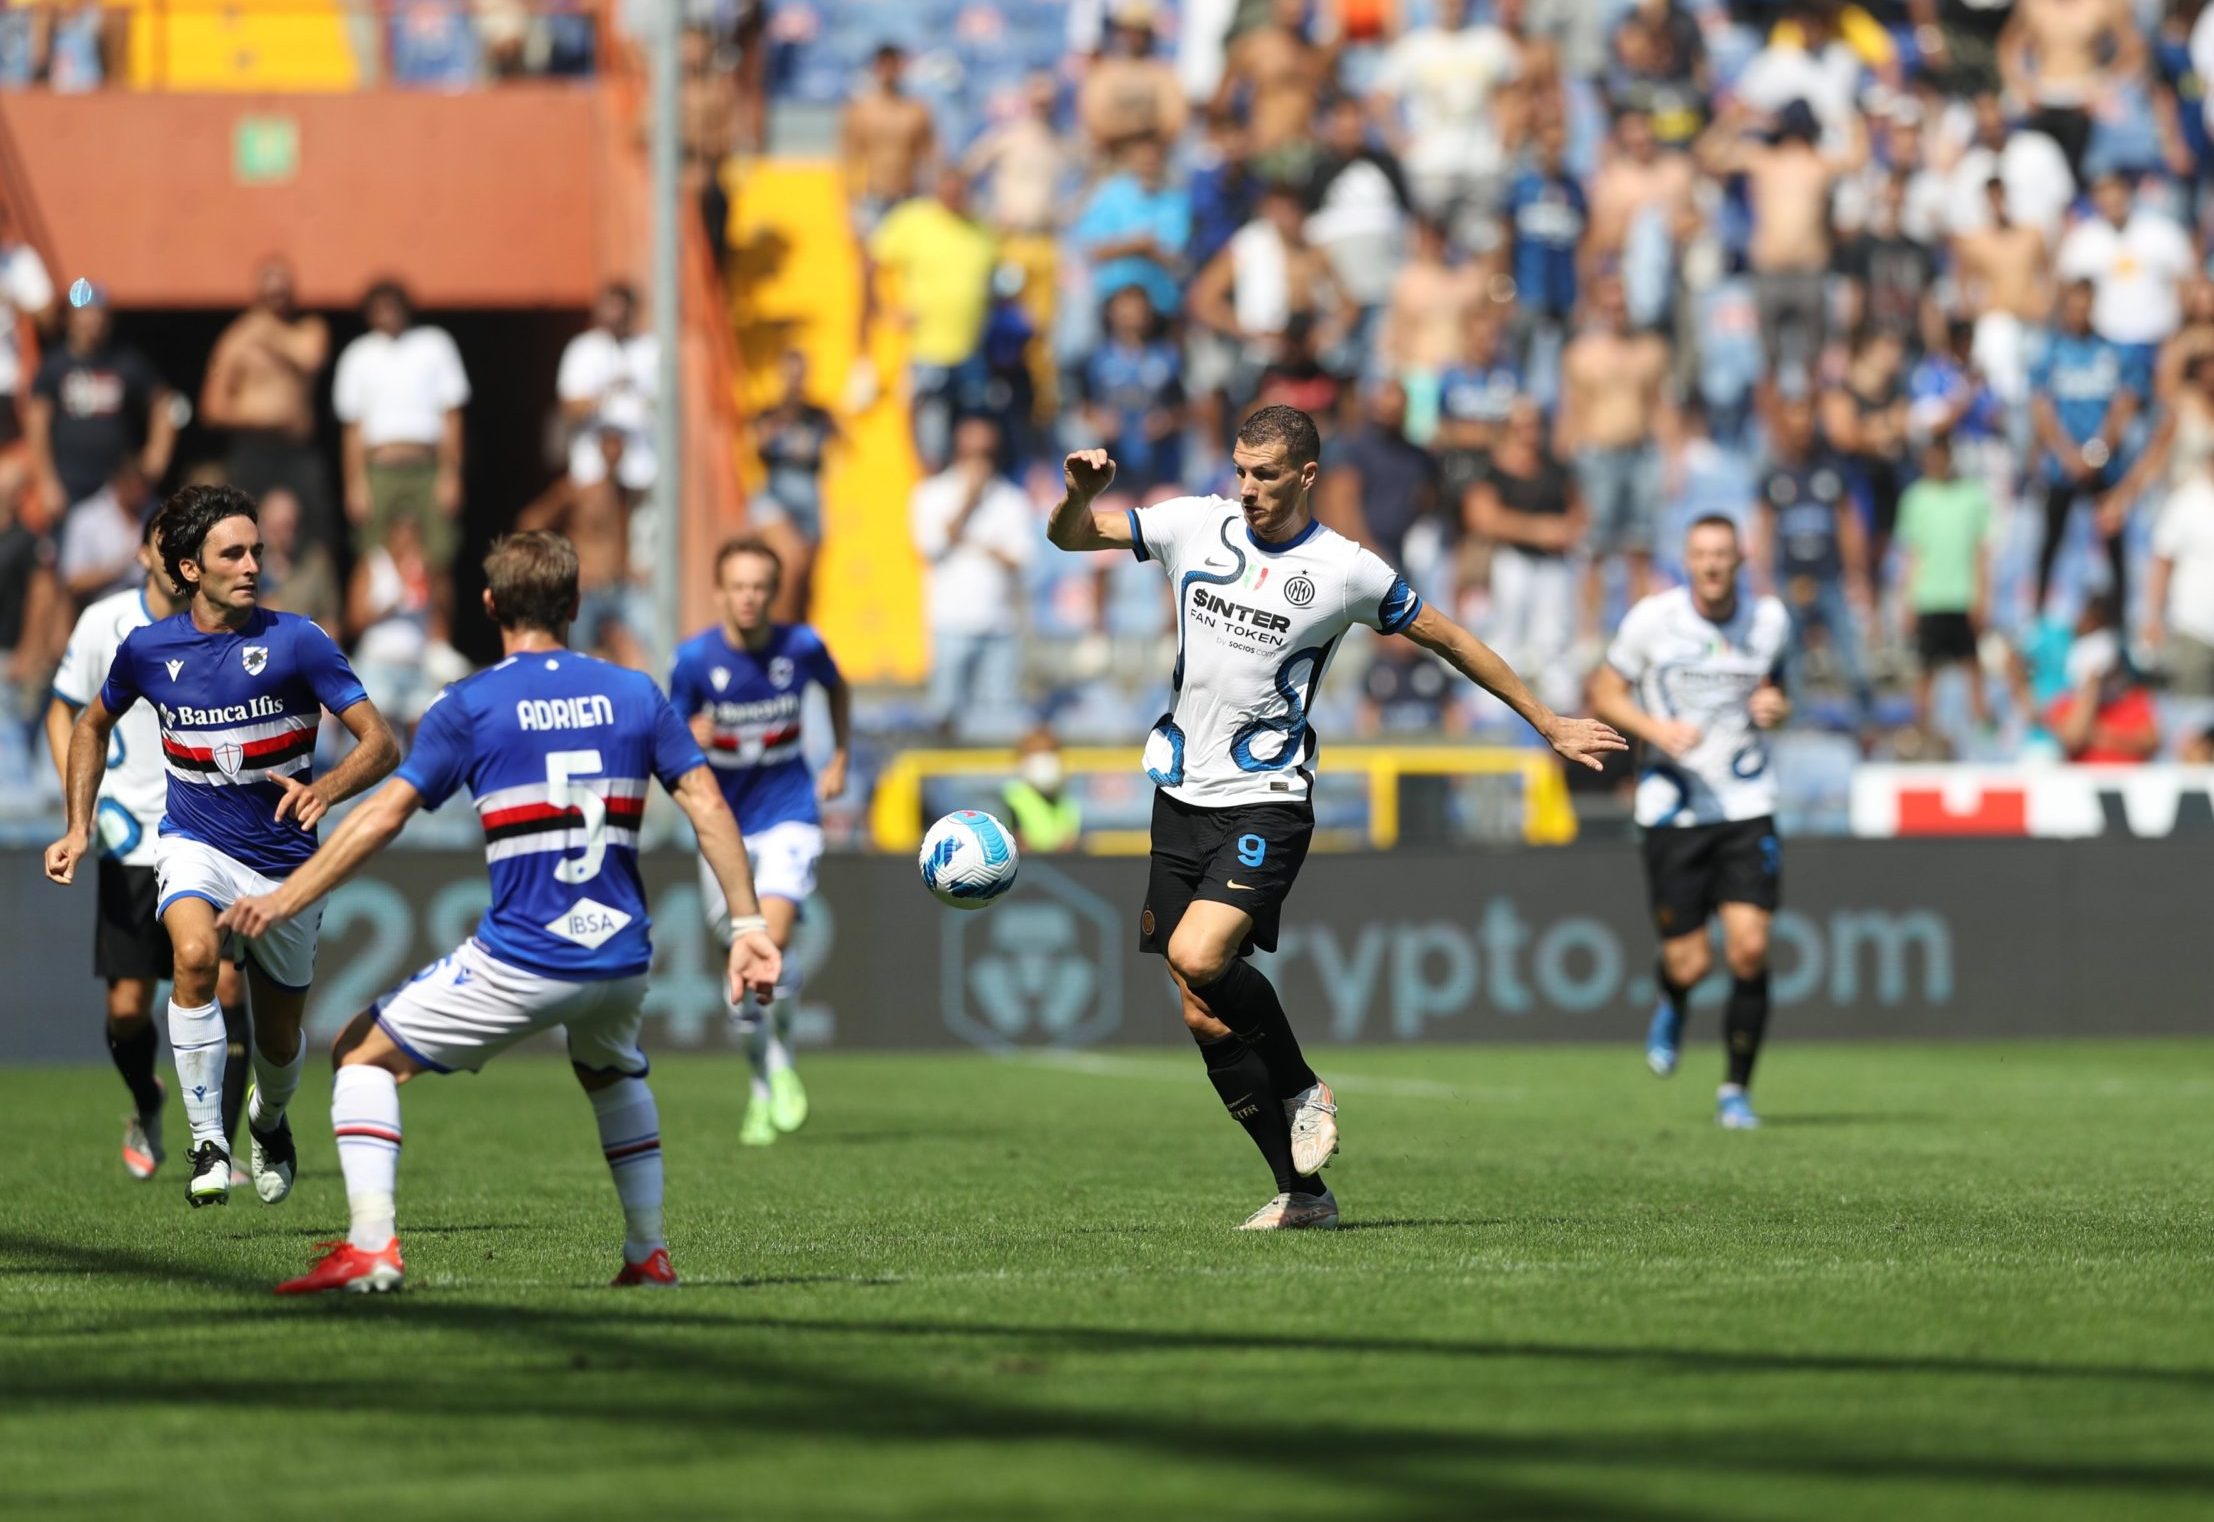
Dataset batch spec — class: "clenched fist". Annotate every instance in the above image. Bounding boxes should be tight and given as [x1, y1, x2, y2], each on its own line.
[1064, 449, 1117, 501]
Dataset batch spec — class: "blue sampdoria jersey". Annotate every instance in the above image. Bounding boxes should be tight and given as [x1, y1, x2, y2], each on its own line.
[99, 607, 368, 878]
[398, 650, 706, 981]
[668, 623, 840, 832]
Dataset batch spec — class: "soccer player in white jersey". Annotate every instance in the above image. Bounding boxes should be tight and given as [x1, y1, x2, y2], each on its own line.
[1048, 405, 1626, 1229]
[216, 533, 782, 1293]
[45, 516, 252, 1181]
[45, 485, 400, 1208]
[1590, 515, 1793, 1130]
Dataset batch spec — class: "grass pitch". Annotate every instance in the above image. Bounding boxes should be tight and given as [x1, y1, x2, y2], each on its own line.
[3, 1040, 2211, 1521]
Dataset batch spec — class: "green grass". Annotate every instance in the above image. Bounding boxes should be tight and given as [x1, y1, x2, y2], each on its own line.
[4, 1041, 2212, 1521]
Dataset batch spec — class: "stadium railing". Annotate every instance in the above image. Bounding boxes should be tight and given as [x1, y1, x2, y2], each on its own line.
[869, 746, 1580, 855]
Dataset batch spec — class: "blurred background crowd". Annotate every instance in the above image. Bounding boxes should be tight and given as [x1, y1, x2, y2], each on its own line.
[7, 0, 2214, 850]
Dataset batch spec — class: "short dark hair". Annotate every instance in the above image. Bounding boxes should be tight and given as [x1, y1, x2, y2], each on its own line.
[363, 277, 414, 323]
[603, 279, 638, 309]
[153, 484, 258, 597]
[1687, 513, 1740, 542]
[483, 531, 579, 633]
[715, 534, 783, 591]
[1235, 405, 1323, 468]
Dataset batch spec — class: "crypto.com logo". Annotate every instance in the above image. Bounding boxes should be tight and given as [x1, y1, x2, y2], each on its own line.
[941, 861, 1122, 1051]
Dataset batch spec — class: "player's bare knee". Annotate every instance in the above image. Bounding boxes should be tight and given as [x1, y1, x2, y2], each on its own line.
[172, 933, 222, 983]
[1661, 940, 1711, 988]
[1167, 935, 1232, 989]
[1725, 932, 1769, 980]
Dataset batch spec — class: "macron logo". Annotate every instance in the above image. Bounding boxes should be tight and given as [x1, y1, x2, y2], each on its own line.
[546, 898, 632, 951]
[165, 660, 183, 682]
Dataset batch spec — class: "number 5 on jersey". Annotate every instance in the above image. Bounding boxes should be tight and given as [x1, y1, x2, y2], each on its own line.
[546, 749, 607, 884]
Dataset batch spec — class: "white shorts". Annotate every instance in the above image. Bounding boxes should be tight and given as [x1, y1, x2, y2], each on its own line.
[154, 835, 325, 990]
[699, 819, 823, 942]
[372, 938, 649, 1077]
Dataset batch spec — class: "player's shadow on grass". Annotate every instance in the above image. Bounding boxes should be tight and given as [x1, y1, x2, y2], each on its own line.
[1758, 1114, 1937, 1127]
[1330, 1217, 1506, 1232]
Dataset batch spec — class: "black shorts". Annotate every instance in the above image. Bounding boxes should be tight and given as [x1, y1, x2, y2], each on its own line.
[1140, 792, 1314, 960]
[1642, 816, 1782, 938]
[95, 858, 173, 982]
[1916, 611, 1977, 667]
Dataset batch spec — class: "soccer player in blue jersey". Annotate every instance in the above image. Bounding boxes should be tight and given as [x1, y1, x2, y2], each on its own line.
[44, 485, 399, 1209]
[669, 538, 849, 1146]
[217, 532, 783, 1294]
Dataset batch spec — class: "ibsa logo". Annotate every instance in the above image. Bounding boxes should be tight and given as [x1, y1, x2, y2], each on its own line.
[546, 897, 633, 950]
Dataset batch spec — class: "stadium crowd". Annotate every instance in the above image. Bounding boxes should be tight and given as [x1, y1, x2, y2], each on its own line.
[789, 0, 2214, 769]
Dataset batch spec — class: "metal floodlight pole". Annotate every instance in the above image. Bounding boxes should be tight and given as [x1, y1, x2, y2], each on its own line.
[650, 0, 683, 669]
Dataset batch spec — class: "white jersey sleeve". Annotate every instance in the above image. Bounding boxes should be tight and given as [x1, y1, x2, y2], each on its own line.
[1130, 495, 1227, 574]
[1343, 545, 1424, 635]
[54, 589, 166, 865]
[1602, 594, 1665, 684]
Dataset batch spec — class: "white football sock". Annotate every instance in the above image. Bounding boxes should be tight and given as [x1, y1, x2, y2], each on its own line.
[589, 1077, 664, 1259]
[331, 1065, 401, 1250]
[167, 999, 228, 1147]
[247, 1027, 306, 1131]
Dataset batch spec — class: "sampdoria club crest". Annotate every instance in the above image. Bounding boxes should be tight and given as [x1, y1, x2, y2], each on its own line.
[241, 646, 269, 676]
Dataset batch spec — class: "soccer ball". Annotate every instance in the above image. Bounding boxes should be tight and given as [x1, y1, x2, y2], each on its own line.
[918, 809, 1020, 909]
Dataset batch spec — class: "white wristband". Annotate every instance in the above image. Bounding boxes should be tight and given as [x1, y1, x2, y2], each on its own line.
[729, 914, 769, 938]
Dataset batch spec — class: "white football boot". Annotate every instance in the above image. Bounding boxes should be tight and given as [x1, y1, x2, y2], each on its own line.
[1285, 1081, 1338, 1176]
[1238, 1188, 1341, 1230]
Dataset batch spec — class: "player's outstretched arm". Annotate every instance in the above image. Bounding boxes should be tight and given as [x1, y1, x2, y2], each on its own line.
[668, 764, 783, 1006]
[1044, 449, 1136, 554]
[1400, 604, 1628, 771]
[1589, 662, 1701, 758]
[219, 778, 424, 938]
[279, 698, 401, 831]
[43, 696, 120, 884]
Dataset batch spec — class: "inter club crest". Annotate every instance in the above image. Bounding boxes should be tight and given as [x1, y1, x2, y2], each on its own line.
[769, 657, 796, 689]
[241, 646, 269, 676]
[710, 666, 730, 692]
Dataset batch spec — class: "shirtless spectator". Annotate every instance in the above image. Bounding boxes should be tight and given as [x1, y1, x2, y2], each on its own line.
[1584, 108, 1696, 306]
[199, 257, 334, 551]
[680, 24, 739, 270]
[2000, 0, 2149, 182]
[1953, 175, 2053, 406]
[517, 430, 650, 671]
[1079, 3, 1187, 165]
[840, 44, 935, 236]
[1189, 182, 1355, 420]
[966, 74, 1070, 246]
[1942, 91, 2075, 243]
[1700, 98, 1864, 393]
[1371, 0, 1521, 238]
[1214, 0, 1329, 188]
[1378, 215, 1485, 423]
[1557, 272, 1668, 622]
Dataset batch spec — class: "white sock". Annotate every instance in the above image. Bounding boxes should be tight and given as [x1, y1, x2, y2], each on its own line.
[167, 999, 228, 1147]
[331, 1065, 401, 1251]
[248, 1028, 306, 1132]
[589, 1077, 664, 1260]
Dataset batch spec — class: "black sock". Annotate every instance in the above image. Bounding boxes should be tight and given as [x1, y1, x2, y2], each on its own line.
[220, 1000, 251, 1145]
[105, 1015, 163, 1119]
[1190, 959, 1318, 1100]
[1725, 970, 1770, 1088]
[1657, 959, 1692, 1021]
[1198, 1034, 1301, 1194]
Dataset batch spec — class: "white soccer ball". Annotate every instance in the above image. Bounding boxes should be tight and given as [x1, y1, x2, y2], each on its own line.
[918, 809, 1020, 910]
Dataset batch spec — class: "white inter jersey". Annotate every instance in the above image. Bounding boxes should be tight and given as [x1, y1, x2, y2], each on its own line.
[1130, 496, 1422, 809]
[1605, 586, 1792, 829]
[52, 586, 165, 865]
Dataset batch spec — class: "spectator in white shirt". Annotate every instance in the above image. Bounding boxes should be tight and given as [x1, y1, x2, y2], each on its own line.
[557, 280, 658, 496]
[909, 414, 1035, 740]
[0, 201, 53, 448]
[56, 459, 151, 603]
[332, 279, 470, 629]
[2144, 472, 2214, 706]
[1369, 0, 1519, 234]
[2057, 170, 2196, 357]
